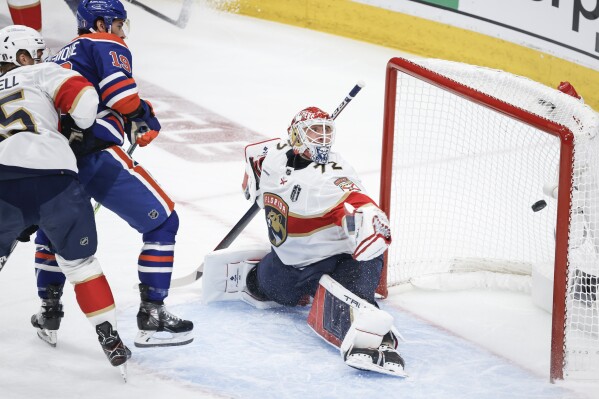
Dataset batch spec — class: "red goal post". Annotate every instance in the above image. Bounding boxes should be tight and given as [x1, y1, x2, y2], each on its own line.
[378, 57, 599, 382]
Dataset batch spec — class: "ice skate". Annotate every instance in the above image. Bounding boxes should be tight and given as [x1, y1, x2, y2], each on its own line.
[344, 332, 407, 378]
[96, 321, 131, 382]
[344, 345, 407, 378]
[30, 284, 64, 347]
[134, 284, 193, 348]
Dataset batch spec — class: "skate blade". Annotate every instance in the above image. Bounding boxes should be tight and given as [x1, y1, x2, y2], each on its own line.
[36, 329, 57, 347]
[345, 357, 408, 378]
[118, 363, 128, 382]
[134, 330, 194, 348]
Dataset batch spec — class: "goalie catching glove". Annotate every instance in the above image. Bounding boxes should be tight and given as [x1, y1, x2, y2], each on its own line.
[343, 203, 392, 261]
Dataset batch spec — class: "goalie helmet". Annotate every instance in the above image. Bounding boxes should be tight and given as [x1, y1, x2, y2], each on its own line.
[0, 25, 46, 66]
[287, 107, 336, 164]
[77, 0, 128, 34]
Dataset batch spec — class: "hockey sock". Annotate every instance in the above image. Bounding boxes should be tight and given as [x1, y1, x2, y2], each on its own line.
[74, 274, 117, 327]
[137, 242, 174, 301]
[8, 0, 42, 31]
[34, 245, 66, 299]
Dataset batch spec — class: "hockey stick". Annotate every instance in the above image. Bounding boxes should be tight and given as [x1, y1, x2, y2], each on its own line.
[168, 201, 261, 288]
[330, 81, 365, 120]
[169, 81, 366, 288]
[0, 240, 18, 272]
[124, 0, 193, 29]
[0, 224, 39, 272]
[94, 142, 138, 214]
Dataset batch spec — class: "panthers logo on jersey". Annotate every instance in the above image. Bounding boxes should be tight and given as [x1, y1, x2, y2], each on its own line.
[263, 193, 288, 247]
[334, 177, 361, 192]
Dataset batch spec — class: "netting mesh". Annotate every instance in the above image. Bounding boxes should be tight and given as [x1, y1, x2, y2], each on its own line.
[385, 57, 599, 379]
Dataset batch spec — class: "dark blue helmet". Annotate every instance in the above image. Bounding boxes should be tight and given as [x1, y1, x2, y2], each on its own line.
[77, 0, 127, 32]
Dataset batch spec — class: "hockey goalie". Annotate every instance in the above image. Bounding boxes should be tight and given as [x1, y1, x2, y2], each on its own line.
[202, 106, 406, 377]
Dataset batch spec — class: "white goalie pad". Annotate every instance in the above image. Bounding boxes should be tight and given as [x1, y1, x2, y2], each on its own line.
[339, 306, 393, 354]
[202, 246, 270, 304]
[307, 274, 379, 348]
[307, 275, 407, 377]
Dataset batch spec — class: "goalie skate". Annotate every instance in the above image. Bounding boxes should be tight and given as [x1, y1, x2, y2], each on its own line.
[344, 345, 407, 378]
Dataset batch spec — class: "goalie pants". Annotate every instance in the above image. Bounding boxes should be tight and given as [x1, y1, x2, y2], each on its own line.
[0, 174, 97, 260]
[256, 250, 383, 306]
[34, 146, 177, 301]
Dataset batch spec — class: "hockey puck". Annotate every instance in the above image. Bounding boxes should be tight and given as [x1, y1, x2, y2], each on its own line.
[531, 199, 547, 212]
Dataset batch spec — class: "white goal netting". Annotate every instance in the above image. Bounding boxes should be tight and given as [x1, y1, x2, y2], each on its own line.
[383, 57, 599, 380]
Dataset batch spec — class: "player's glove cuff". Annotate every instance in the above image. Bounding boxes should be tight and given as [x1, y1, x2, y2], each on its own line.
[127, 99, 161, 132]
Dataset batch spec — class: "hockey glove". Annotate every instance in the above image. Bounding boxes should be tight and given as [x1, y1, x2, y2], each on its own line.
[133, 123, 159, 147]
[16, 225, 39, 242]
[128, 99, 161, 131]
[344, 203, 392, 261]
[242, 142, 270, 202]
[60, 114, 85, 144]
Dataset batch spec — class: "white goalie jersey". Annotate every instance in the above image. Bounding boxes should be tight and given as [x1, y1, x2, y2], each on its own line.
[244, 138, 379, 267]
[0, 62, 98, 176]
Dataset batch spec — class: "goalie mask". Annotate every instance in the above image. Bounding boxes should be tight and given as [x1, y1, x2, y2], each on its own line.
[77, 0, 129, 37]
[0, 25, 46, 65]
[288, 107, 336, 164]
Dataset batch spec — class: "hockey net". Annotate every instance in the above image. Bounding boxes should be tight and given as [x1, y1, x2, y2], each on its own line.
[379, 57, 599, 381]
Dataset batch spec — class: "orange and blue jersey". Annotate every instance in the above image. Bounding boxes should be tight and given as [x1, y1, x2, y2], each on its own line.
[48, 33, 141, 146]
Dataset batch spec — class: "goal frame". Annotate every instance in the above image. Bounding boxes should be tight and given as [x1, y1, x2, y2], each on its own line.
[377, 57, 575, 382]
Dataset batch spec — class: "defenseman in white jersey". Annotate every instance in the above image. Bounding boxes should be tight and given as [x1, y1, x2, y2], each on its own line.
[0, 25, 130, 377]
[203, 106, 406, 377]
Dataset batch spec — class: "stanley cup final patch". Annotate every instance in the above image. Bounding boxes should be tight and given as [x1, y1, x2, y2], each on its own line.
[334, 177, 361, 192]
[263, 193, 288, 247]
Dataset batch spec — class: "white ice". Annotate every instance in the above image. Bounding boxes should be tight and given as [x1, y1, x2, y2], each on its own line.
[0, 1, 597, 398]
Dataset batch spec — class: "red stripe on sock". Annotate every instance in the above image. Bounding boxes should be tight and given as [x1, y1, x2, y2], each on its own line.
[8, 2, 42, 31]
[74, 275, 115, 315]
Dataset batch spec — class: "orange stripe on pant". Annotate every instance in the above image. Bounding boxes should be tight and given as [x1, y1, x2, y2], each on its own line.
[108, 145, 175, 212]
[74, 275, 115, 317]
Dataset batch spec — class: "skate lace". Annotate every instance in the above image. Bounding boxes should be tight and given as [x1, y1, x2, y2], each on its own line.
[143, 302, 184, 327]
[158, 306, 184, 326]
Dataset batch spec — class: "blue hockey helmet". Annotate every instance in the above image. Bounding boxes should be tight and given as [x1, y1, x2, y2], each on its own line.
[77, 0, 128, 33]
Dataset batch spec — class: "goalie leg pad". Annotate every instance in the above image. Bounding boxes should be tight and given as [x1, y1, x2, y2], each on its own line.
[239, 266, 282, 309]
[307, 274, 379, 347]
[307, 275, 407, 377]
[202, 246, 272, 304]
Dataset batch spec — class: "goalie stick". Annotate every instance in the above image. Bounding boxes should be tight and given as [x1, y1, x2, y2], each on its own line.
[124, 0, 193, 29]
[169, 81, 366, 288]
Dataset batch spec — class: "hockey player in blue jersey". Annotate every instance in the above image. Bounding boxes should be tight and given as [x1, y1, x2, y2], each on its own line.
[31, 0, 193, 348]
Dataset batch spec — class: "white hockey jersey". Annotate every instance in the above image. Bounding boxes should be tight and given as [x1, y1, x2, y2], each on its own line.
[247, 138, 378, 267]
[0, 62, 98, 177]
